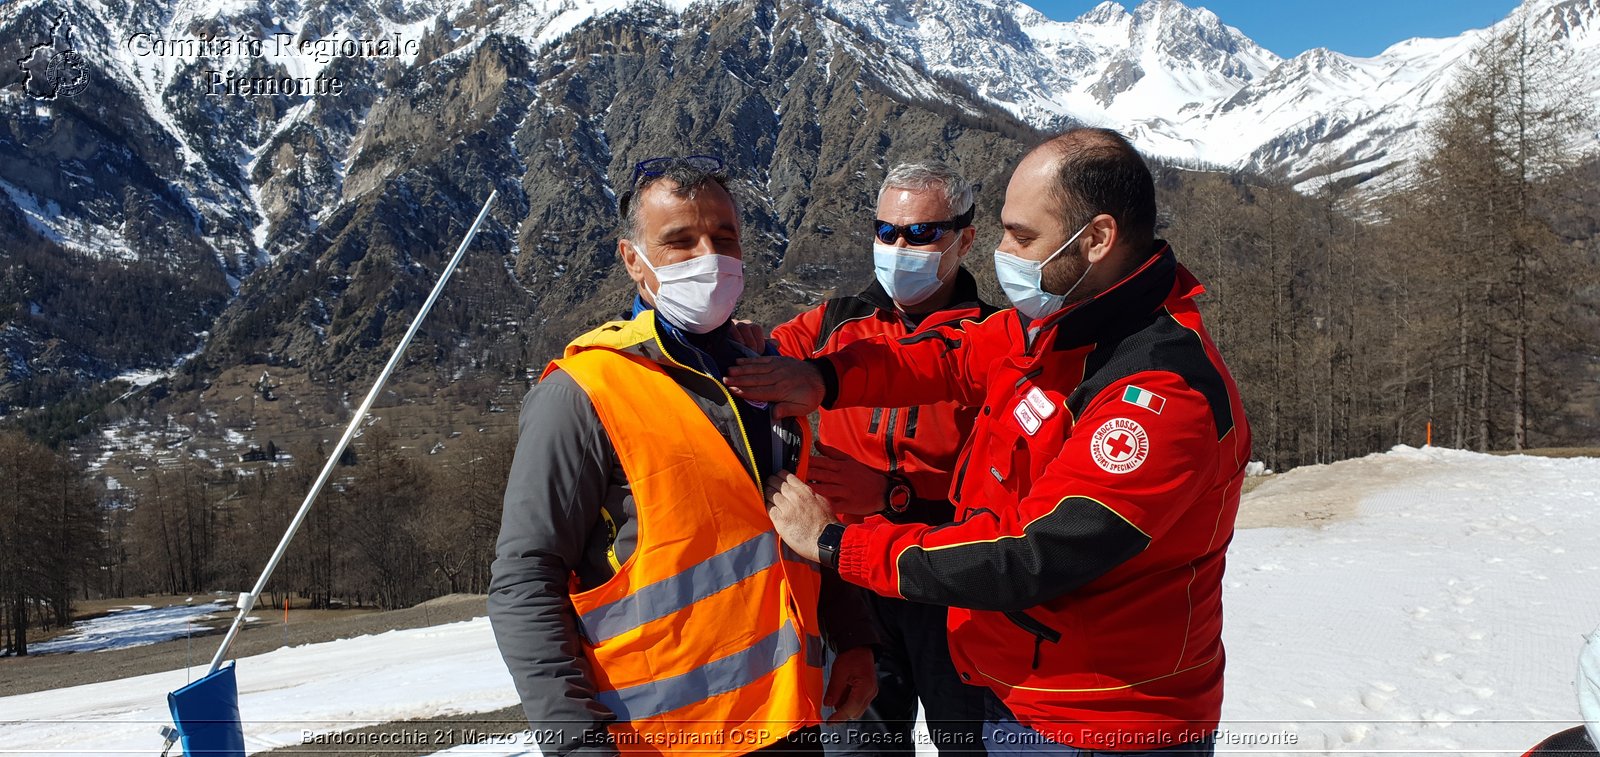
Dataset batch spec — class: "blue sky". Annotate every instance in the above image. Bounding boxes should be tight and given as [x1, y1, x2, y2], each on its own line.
[1025, 0, 1521, 58]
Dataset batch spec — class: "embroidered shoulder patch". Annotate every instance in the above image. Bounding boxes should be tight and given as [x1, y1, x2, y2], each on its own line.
[1121, 385, 1166, 414]
[1090, 417, 1149, 474]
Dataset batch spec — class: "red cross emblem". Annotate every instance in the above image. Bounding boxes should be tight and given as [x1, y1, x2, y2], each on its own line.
[1104, 431, 1136, 459]
[1090, 418, 1149, 474]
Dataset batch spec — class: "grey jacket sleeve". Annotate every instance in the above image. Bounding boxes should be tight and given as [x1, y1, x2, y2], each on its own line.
[487, 371, 619, 757]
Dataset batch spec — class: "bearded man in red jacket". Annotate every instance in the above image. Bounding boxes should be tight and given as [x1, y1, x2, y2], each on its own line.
[729, 129, 1250, 757]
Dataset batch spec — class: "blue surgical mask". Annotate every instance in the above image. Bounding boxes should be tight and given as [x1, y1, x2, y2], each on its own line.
[872, 235, 956, 307]
[993, 222, 1092, 320]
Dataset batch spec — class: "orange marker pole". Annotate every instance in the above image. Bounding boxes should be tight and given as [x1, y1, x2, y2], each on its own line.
[284, 597, 289, 625]
[1426, 422, 1432, 447]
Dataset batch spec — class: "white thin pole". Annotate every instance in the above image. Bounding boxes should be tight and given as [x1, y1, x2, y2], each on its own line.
[205, 190, 497, 673]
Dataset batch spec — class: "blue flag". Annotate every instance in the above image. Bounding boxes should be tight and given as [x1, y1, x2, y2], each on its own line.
[167, 663, 245, 756]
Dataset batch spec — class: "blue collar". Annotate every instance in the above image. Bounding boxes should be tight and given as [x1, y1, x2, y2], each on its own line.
[632, 295, 753, 379]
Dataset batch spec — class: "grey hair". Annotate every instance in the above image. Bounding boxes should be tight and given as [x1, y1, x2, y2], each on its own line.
[877, 161, 975, 217]
[620, 161, 737, 244]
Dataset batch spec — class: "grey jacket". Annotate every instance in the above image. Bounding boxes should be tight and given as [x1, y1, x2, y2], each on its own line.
[488, 320, 880, 757]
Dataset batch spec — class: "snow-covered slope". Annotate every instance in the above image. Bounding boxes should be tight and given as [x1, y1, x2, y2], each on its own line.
[20, 599, 232, 655]
[2, 448, 1596, 754]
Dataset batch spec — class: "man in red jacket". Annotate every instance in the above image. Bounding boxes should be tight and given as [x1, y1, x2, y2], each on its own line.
[728, 128, 1250, 756]
[771, 161, 998, 755]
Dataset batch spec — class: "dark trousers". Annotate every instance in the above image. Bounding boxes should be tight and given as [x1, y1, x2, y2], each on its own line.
[979, 689, 1215, 756]
[823, 595, 988, 756]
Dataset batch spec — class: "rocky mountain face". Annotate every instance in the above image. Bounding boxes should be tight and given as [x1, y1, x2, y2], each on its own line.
[0, 0, 1039, 429]
[0, 0, 1594, 446]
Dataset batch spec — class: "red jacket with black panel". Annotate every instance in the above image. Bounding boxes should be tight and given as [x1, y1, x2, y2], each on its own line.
[813, 244, 1251, 750]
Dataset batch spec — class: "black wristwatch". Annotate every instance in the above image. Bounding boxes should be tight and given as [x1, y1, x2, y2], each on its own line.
[885, 477, 913, 514]
[817, 522, 847, 571]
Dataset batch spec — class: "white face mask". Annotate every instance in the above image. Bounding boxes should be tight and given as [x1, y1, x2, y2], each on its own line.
[992, 222, 1093, 321]
[631, 242, 744, 334]
[872, 234, 957, 307]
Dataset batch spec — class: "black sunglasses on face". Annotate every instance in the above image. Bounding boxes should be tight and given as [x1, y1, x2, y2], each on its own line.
[618, 155, 726, 217]
[872, 203, 976, 246]
[874, 220, 962, 246]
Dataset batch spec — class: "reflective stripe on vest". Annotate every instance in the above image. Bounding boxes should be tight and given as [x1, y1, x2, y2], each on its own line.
[579, 532, 779, 645]
[597, 619, 803, 721]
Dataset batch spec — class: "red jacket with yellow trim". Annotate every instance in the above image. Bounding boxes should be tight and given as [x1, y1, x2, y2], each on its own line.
[770, 268, 998, 524]
[816, 243, 1250, 750]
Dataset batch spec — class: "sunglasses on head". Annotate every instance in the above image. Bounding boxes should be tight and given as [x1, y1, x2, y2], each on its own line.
[618, 155, 726, 217]
[872, 203, 976, 246]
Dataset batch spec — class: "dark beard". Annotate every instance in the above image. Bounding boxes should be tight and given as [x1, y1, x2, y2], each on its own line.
[1040, 246, 1094, 304]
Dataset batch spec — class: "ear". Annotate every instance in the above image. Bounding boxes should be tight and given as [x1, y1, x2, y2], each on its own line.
[621, 239, 650, 289]
[1083, 214, 1118, 265]
[954, 226, 977, 262]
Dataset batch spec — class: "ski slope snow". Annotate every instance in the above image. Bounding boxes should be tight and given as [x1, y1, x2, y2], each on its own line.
[16, 600, 231, 656]
[0, 447, 1596, 755]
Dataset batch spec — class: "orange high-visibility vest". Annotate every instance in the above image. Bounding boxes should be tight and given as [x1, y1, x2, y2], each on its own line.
[544, 311, 826, 755]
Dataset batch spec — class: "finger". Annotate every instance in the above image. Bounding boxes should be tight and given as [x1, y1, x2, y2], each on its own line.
[809, 479, 850, 498]
[809, 480, 850, 501]
[762, 474, 787, 502]
[724, 373, 784, 392]
[810, 466, 851, 486]
[824, 681, 858, 723]
[725, 357, 786, 376]
[814, 442, 847, 459]
[777, 471, 811, 498]
[806, 456, 842, 474]
[822, 672, 844, 710]
[737, 328, 766, 352]
[772, 400, 809, 420]
[837, 678, 875, 721]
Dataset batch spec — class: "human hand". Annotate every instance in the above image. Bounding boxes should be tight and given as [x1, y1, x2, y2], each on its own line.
[809, 444, 890, 516]
[726, 356, 824, 419]
[762, 472, 838, 563]
[728, 319, 768, 354]
[824, 646, 878, 723]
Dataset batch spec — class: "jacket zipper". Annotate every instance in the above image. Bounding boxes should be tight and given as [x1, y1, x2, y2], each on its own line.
[884, 408, 900, 474]
[1013, 367, 1044, 388]
[952, 446, 972, 496]
[652, 328, 763, 487]
[1004, 610, 1062, 670]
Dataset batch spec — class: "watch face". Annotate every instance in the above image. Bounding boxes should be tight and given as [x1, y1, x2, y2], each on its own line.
[818, 523, 846, 570]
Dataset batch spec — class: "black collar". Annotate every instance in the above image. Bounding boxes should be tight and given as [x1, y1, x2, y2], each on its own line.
[1030, 241, 1177, 352]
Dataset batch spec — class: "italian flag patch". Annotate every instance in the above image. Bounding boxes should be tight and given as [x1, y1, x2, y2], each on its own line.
[1121, 385, 1166, 414]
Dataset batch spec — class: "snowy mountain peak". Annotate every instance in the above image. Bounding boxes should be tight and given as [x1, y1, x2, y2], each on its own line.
[1075, 1, 1130, 26]
[1125, 0, 1279, 78]
[1527, 0, 1600, 46]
